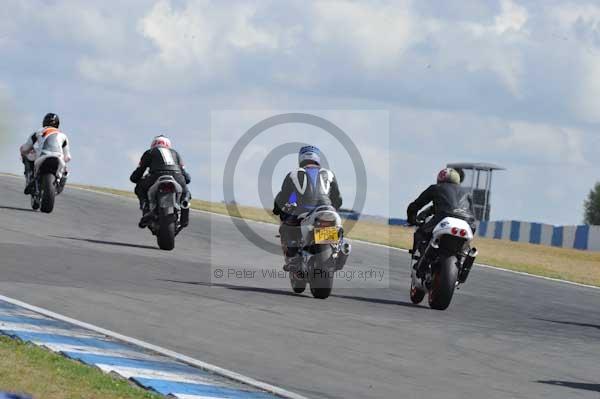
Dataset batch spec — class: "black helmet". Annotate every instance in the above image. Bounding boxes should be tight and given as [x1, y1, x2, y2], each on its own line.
[42, 113, 59, 128]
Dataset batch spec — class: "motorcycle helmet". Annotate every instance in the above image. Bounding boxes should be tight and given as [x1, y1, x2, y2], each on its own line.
[298, 145, 321, 167]
[42, 113, 60, 128]
[151, 135, 172, 149]
[437, 168, 460, 185]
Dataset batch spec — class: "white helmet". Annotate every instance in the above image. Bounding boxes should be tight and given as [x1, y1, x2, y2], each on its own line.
[151, 135, 171, 149]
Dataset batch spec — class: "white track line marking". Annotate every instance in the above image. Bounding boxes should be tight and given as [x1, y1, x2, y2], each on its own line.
[0, 294, 310, 399]
[473, 262, 600, 290]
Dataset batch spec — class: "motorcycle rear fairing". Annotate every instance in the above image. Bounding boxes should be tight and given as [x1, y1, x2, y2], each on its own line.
[147, 175, 183, 211]
[432, 217, 474, 241]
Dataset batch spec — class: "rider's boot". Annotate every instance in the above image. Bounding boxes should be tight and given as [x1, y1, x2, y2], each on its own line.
[283, 254, 302, 272]
[23, 158, 35, 195]
[282, 242, 301, 271]
[138, 203, 152, 228]
[24, 175, 34, 195]
[410, 233, 422, 261]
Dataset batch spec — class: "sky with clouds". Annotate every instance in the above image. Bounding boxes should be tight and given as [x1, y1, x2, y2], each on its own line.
[1, 0, 599, 225]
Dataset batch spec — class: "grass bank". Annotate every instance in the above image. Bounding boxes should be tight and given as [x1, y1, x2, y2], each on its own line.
[0, 335, 162, 399]
[72, 184, 600, 287]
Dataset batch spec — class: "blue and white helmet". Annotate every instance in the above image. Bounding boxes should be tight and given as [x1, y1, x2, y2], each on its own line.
[298, 145, 321, 167]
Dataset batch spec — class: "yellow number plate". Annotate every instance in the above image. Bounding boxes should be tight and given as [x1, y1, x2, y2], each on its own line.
[314, 227, 339, 244]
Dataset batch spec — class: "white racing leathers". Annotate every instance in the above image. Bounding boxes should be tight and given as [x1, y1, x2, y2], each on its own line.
[20, 127, 71, 178]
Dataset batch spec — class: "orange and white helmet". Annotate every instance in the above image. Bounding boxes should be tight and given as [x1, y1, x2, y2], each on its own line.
[151, 135, 171, 149]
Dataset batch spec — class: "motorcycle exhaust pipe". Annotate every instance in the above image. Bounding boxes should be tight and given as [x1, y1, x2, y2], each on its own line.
[181, 200, 190, 209]
[335, 240, 351, 270]
[458, 247, 478, 284]
[341, 240, 352, 256]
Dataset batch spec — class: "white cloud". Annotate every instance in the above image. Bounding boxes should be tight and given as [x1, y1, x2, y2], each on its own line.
[139, 1, 283, 70]
[494, 0, 528, 34]
[77, 0, 293, 89]
[310, 0, 415, 70]
[140, 0, 217, 70]
[496, 121, 587, 165]
[549, 2, 600, 28]
[546, 3, 600, 123]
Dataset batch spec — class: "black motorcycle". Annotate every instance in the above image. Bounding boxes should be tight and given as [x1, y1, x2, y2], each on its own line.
[142, 175, 190, 250]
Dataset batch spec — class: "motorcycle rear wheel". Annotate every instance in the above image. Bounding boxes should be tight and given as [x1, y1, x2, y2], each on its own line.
[428, 255, 458, 310]
[157, 210, 176, 251]
[310, 246, 334, 299]
[290, 275, 307, 294]
[40, 173, 56, 213]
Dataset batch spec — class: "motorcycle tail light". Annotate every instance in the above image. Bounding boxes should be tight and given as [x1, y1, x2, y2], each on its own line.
[460, 229, 467, 237]
[159, 183, 175, 193]
[451, 227, 459, 235]
[316, 219, 336, 227]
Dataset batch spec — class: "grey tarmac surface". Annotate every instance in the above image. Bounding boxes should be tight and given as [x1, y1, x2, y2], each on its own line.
[0, 174, 599, 399]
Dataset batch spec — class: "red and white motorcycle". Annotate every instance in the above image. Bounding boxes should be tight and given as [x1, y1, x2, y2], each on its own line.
[409, 211, 478, 310]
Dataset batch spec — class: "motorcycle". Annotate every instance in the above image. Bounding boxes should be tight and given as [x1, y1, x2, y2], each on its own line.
[143, 175, 190, 251]
[286, 205, 351, 299]
[409, 209, 478, 310]
[29, 154, 67, 213]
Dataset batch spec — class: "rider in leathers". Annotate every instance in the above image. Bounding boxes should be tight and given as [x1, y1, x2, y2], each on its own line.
[407, 168, 473, 258]
[20, 113, 71, 195]
[273, 146, 342, 271]
[130, 135, 191, 228]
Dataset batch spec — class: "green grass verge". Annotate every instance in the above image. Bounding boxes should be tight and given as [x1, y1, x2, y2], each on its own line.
[71, 184, 600, 287]
[0, 335, 163, 399]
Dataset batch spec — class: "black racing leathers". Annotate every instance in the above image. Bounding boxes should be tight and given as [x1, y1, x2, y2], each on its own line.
[130, 147, 191, 209]
[273, 166, 342, 258]
[407, 183, 474, 255]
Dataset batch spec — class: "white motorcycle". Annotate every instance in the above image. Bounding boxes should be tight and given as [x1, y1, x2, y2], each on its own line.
[409, 210, 478, 310]
[286, 205, 351, 299]
[28, 152, 67, 213]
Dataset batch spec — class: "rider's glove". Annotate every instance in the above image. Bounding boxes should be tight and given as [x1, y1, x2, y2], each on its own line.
[183, 169, 191, 184]
[282, 202, 297, 214]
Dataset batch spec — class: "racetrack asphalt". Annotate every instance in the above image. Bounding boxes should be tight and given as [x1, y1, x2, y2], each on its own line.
[0, 175, 599, 399]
